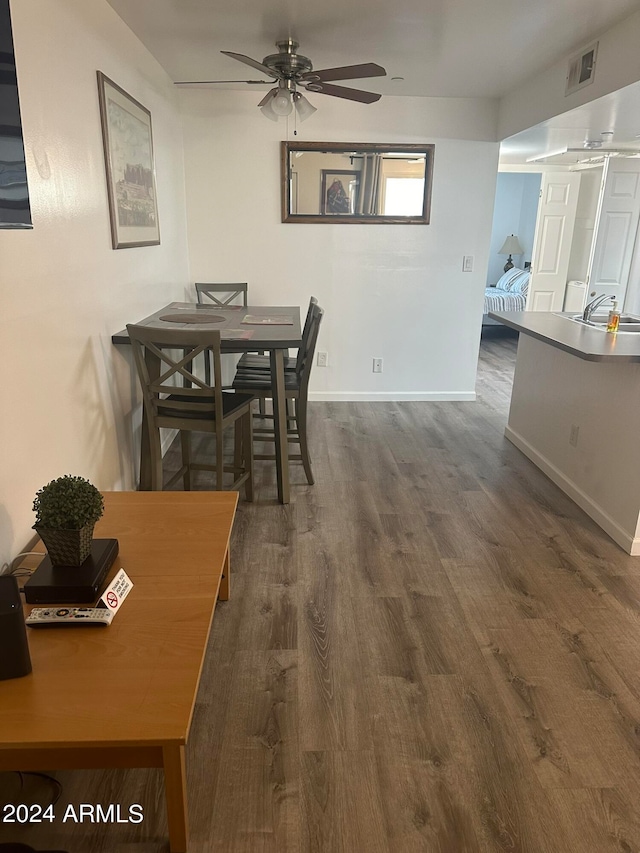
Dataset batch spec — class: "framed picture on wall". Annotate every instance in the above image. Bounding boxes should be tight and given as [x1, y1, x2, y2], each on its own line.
[320, 170, 360, 215]
[97, 71, 160, 248]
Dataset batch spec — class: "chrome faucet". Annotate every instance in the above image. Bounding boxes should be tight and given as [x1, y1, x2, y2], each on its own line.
[582, 293, 615, 322]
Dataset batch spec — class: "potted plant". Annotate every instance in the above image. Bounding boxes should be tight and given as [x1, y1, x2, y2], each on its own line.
[32, 475, 105, 566]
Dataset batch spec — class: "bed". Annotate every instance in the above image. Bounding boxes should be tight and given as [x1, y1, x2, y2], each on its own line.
[483, 268, 530, 324]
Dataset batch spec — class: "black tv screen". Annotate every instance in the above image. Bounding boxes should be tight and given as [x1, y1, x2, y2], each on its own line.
[0, 0, 32, 228]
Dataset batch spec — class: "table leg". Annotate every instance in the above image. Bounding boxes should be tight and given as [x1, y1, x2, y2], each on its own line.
[270, 348, 290, 504]
[219, 547, 230, 600]
[163, 744, 189, 853]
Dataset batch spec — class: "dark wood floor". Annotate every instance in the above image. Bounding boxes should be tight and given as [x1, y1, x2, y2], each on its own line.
[6, 331, 640, 852]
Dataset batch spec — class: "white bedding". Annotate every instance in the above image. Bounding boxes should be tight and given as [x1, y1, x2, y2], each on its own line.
[483, 268, 530, 317]
[484, 287, 526, 314]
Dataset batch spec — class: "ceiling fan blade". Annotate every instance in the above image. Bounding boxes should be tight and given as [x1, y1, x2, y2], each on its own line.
[174, 79, 272, 85]
[301, 62, 386, 83]
[221, 50, 278, 78]
[257, 88, 278, 107]
[304, 82, 381, 103]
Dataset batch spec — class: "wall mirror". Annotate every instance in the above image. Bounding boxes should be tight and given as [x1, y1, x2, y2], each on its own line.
[281, 142, 435, 224]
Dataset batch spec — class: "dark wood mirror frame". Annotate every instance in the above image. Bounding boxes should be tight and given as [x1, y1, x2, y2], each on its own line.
[281, 141, 435, 224]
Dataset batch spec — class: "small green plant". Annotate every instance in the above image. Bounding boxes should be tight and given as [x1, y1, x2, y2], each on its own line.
[33, 475, 104, 530]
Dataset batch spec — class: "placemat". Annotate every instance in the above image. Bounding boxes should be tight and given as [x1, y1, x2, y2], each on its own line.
[241, 314, 294, 325]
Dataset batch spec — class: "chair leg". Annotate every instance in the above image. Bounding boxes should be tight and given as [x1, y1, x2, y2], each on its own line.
[180, 431, 191, 490]
[216, 428, 224, 491]
[243, 410, 254, 502]
[296, 396, 314, 485]
[149, 423, 164, 491]
[286, 398, 295, 428]
[234, 419, 242, 474]
[258, 397, 266, 416]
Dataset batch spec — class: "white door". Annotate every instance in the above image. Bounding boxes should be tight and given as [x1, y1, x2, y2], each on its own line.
[587, 159, 640, 306]
[526, 172, 581, 311]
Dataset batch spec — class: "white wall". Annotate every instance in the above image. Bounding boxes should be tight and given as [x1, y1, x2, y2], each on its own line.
[487, 172, 541, 284]
[0, 0, 190, 565]
[499, 9, 640, 140]
[179, 90, 499, 401]
[506, 334, 640, 554]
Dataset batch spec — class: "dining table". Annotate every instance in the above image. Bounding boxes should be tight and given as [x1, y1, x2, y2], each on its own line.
[112, 302, 302, 504]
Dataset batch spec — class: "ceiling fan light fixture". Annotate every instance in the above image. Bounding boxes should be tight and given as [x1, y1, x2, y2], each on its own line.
[271, 90, 293, 116]
[293, 92, 317, 122]
[259, 93, 280, 121]
[222, 40, 387, 117]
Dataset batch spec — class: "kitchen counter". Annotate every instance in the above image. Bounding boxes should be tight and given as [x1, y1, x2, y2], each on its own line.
[489, 310, 640, 555]
[488, 310, 640, 362]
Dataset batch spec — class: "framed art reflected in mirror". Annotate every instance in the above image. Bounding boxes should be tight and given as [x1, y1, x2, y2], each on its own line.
[282, 141, 435, 224]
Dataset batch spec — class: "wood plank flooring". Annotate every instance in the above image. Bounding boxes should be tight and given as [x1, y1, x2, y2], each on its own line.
[5, 329, 640, 852]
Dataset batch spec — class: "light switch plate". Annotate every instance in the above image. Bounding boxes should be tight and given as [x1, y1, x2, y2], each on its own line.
[463, 255, 474, 272]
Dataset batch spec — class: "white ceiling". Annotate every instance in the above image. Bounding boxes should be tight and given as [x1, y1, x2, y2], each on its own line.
[500, 80, 640, 165]
[106, 0, 640, 99]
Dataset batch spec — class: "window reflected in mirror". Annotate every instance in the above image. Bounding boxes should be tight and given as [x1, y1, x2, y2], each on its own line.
[281, 142, 434, 224]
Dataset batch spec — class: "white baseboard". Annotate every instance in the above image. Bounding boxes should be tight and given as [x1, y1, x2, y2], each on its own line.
[505, 425, 640, 556]
[308, 391, 477, 402]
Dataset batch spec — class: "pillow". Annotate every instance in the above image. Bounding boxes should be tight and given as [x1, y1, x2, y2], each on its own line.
[506, 270, 530, 295]
[495, 268, 525, 291]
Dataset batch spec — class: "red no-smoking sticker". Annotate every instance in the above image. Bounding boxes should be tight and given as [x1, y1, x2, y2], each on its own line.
[98, 569, 133, 617]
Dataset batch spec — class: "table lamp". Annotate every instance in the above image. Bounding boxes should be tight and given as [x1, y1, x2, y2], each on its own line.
[498, 234, 524, 272]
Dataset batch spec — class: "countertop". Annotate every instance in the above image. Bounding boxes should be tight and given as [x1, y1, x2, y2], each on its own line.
[488, 311, 640, 362]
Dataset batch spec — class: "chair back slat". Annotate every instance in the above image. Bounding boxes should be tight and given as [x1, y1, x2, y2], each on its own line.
[296, 304, 324, 389]
[127, 324, 225, 424]
[195, 282, 249, 307]
[295, 296, 319, 374]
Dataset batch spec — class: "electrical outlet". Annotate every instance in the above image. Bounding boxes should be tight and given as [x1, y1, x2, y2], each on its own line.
[463, 255, 474, 272]
[372, 357, 383, 374]
[569, 424, 579, 447]
[317, 351, 328, 367]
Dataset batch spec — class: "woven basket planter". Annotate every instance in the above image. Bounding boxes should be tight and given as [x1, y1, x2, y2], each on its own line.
[35, 523, 95, 567]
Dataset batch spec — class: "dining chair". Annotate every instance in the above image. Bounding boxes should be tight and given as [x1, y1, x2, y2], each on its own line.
[194, 282, 251, 390]
[237, 296, 318, 374]
[231, 303, 324, 485]
[127, 323, 255, 498]
[195, 282, 248, 307]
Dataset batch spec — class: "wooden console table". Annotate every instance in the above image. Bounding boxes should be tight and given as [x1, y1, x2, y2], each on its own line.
[0, 490, 237, 852]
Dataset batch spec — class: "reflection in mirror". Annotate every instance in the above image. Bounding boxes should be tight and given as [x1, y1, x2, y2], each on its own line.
[281, 142, 434, 224]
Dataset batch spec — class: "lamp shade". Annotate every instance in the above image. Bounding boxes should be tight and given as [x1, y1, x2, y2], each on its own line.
[498, 234, 524, 255]
[272, 90, 293, 116]
[294, 92, 317, 122]
[259, 88, 279, 121]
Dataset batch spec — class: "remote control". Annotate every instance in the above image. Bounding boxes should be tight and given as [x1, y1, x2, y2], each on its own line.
[26, 607, 114, 628]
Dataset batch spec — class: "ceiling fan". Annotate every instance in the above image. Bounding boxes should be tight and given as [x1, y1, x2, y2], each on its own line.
[175, 38, 386, 121]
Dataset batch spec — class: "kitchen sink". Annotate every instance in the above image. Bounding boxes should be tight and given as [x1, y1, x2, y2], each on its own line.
[555, 312, 640, 333]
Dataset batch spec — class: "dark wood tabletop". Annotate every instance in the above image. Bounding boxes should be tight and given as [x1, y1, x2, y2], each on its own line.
[112, 302, 302, 351]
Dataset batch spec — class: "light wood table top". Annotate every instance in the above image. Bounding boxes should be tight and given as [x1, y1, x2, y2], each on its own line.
[1, 491, 237, 748]
[0, 491, 237, 853]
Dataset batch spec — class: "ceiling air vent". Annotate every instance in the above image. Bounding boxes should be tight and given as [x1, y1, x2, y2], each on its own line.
[565, 41, 598, 96]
